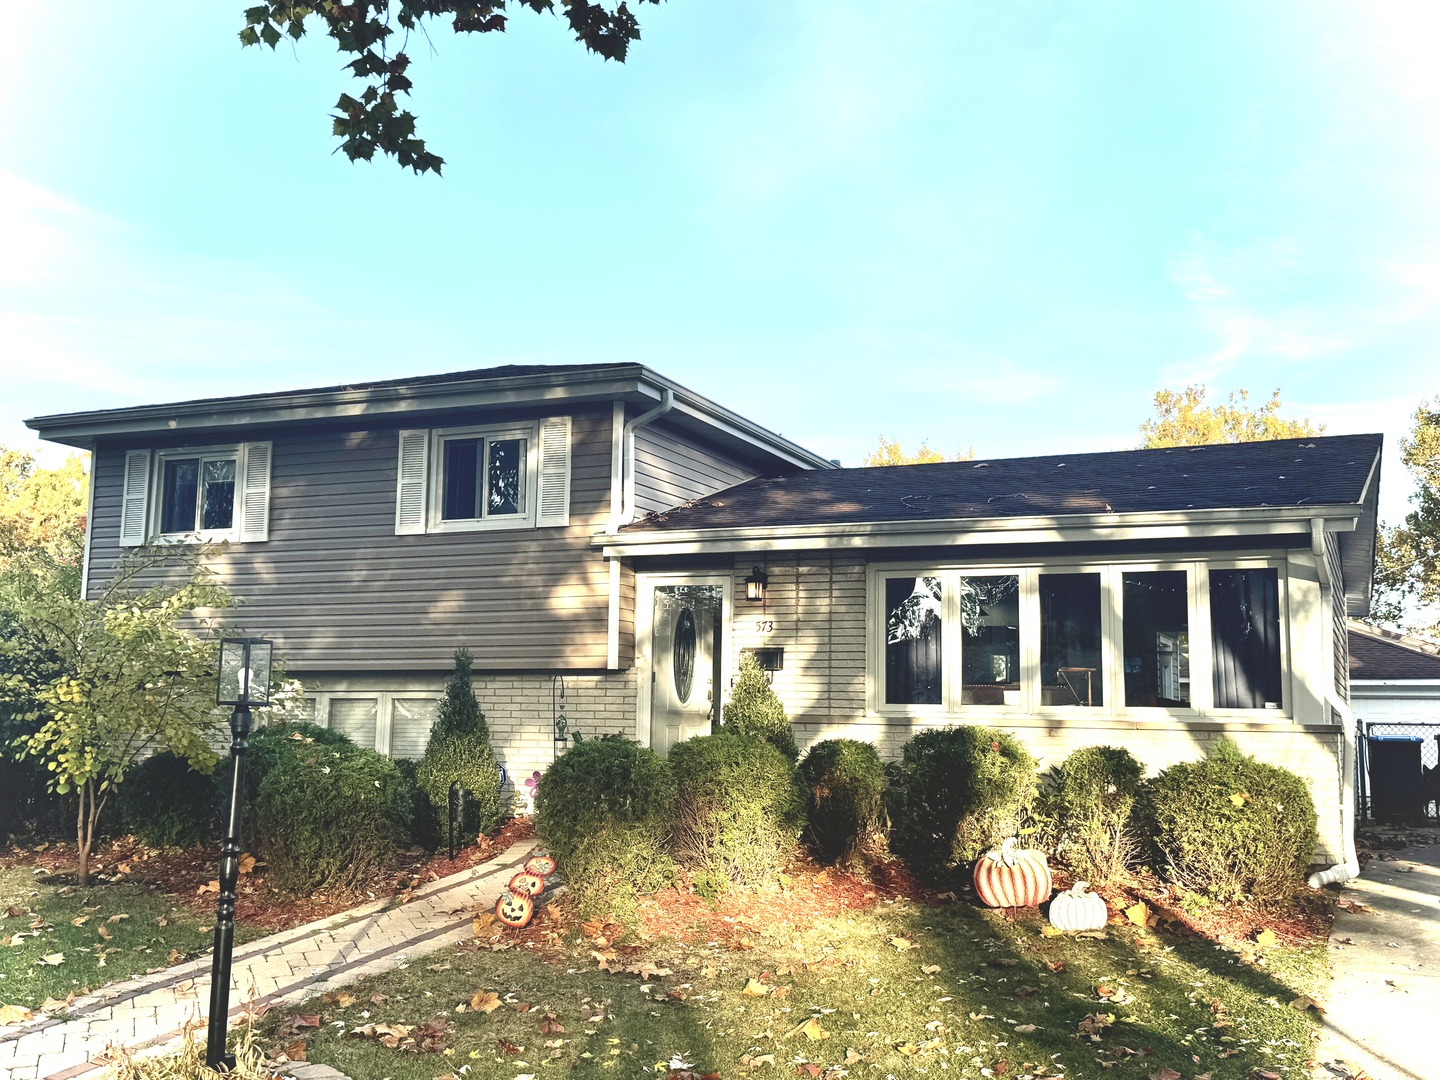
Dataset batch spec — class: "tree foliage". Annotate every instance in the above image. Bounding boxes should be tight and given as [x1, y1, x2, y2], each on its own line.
[239, 1, 662, 174]
[1139, 386, 1323, 448]
[0, 446, 88, 567]
[862, 437, 974, 467]
[0, 547, 230, 884]
[1373, 399, 1440, 638]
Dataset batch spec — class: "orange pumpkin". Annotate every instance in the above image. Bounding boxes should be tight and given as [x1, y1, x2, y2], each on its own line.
[973, 837, 1051, 908]
[508, 871, 546, 897]
[525, 855, 558, 877]
[496, 889, 534, 928]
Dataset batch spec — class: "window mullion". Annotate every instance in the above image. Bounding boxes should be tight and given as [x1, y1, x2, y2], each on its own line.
[1192, 563, 1213, 714]
[1021, 568, 1041, 714]
[1103, 565, 1122, 715]
[944, 569, 960, 714]
[478, 439, 490, 521]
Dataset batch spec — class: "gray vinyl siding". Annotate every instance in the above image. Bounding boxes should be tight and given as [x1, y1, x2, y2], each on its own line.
[86, 405, 616, 672]
[632, 422, 757, 517]
[1326, 530, 1349, 701]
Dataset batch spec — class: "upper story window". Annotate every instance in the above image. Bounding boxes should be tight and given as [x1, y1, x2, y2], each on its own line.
[118, 442, 272, 546]
[394, 417, 571, 536]
[870, 559, 1286, 719]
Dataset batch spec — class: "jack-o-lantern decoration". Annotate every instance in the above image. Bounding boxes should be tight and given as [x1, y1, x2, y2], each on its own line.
[1047, 880, 1108, 933]
[496, 888, 535, 928]
[525, 855, 558, 877]
[973, 837, 1052, 908]
[508, 871, 546, 897]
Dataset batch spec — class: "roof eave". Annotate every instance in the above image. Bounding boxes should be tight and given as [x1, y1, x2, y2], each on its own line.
[595, 503, 1363, 557]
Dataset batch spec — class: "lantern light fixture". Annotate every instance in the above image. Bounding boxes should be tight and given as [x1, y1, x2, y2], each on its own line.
[744, 566, 768, 603]
[216, 638, 273, 707]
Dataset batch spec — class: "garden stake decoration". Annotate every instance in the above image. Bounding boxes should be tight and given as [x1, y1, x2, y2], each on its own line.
[494, 853, 556, 928]
[973, 836, 1052, 909]
[207, 637, 272, 1071]
[496, 888, 535, 927]
[1047, 880, 1108, 932]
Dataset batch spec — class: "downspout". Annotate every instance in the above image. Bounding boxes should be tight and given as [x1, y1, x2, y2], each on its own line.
[1308, 517, 1362, 888]
[619, 388, 674, 525]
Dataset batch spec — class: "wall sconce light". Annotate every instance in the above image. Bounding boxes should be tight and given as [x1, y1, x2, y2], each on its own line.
[744, 566, 768, 603]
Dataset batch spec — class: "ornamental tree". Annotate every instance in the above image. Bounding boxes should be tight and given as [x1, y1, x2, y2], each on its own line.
[1139, 385, 1323, 448]
[239, 1, 663, 174]
[0, 546, 231, 885]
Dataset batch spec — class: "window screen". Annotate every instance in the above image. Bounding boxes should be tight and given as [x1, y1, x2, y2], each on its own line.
[1210, 568, 1283, 709]
[1040, 572, 1104, 706]
[885, 576, 942, 705]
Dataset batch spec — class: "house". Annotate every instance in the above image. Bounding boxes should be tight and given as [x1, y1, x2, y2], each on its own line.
[27, 365, 1382, 864]
[1348, 621, 1440, 819]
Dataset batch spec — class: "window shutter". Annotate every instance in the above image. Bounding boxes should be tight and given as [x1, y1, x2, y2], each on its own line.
[119, 449, 151, 546]
[536, 416, 571, 527]
[238, 441, 272, 542]
[395, 429, 430, 535]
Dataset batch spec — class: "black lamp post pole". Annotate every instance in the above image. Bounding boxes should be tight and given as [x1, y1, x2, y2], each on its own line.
[205, 702, 252, 1071]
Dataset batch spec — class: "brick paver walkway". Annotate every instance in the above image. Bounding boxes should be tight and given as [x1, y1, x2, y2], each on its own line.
[0, 841, 535, 1080]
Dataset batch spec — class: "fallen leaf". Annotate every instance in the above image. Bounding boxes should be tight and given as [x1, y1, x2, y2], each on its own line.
[39, 993, 74, 1012]
[0, 1003, 35, 1026]
[282, 1040, 308, 1062]
[1288, 994, 1325, 1014]
[97, 924, 112, 941]
[921, 964, 941, 975]
[739, 1052, 777, 1068]
[1014, 1024, 1037, 1033]
[473, 912, 497, 935]
[1255, 928, 1278, 949]
[890, 937, 913, 951]
[4, 905, 24, 918]
[471, 991, 502, 1014]
[369, 993, 388, 1004]
[787, 1017, 830, 1041]
[742, 978, 773, 996]
[165, 949, 182, 964]
[625, 962, 673, 980]
[1147, 1069, 1180, 1080]
[1047, 960, 1066, 973]
[238, 854, 256, 874]
[107, 913, 128, 924]
[1040, 924, 1065, 937]
[70, 915, 90, 927]
[116, 862, 131, 874]
[37, 953, 64, 966]
[335, 992, 355, 1008]
[1229, 792, 1249, 808]
[1125, 901, 1153, 928]
[197, 880, 219, 895]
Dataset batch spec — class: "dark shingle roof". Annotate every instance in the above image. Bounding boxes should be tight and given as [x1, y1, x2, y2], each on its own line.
[623, 433, 1383, 533]
[1349, 624, 1440, 681]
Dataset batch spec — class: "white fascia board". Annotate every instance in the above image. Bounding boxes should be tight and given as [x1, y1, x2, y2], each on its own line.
[1350, 680, 1440, 693]
[595, 505, 1361, 557]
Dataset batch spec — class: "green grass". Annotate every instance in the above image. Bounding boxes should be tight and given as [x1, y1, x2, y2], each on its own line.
[0, 864, 263, 1011]
[261, 897, 1326, 1080]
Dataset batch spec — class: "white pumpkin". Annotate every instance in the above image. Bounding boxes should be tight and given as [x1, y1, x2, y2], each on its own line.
[1047, 881, 1108, 933]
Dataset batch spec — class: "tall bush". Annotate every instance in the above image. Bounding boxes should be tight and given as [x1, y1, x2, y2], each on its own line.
[1036, 746, 1144, 885]
[799, 738, 887, 869]
[886, 725, 1037, 882]
[119, 752, 220, 849]
[416, 649, 501, 840]
[669, 733, 805, 889]
[721, 653, 797, 760]
[533, 739, 674, 919]
[1141, 737, 1318, 903]
[253, 739, 410, 893]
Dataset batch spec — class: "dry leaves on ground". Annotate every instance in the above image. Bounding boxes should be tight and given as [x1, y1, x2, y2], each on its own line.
[786, 1017, 830, 1041]
[470, 991, 502, 1014]
[0, 1003, 35, 1026]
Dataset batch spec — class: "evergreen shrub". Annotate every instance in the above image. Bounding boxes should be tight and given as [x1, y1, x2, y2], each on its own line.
[1140, 736, 1318, 903]
[253, 739, 410, 893]
[798, 738, 887, 869]
[243, 722, 354, 808]
[1036, 746, 1144, 885]
[721, 653, 798, 760]
[886, 725, 1037, 882]
[533, 739, 674, 918]
[669, 732, 805, 889]
[394, 757, 442, 851]
[416, 649, 501, 840]
[119, 752, 220, 848]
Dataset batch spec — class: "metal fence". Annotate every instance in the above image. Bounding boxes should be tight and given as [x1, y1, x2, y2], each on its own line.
[1356, 721, 1440, 824]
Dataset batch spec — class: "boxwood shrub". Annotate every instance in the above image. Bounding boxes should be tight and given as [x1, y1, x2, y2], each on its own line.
[798, 738, 886, 869]
[533, 739, 675, 918]
[1141, 736, 1318, 903]
[1036, 745, 1144, 885]
[669, 732, 806, 889]
[119, 752, 220, 849]
[721, 653, 798, 760]
[886, 725, 1037, 882]
[251, 736, 411, 894]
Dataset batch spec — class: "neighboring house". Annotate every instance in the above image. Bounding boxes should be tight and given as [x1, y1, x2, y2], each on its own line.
[1348, 621, 1440, 727]
[28, 365, 1382, 864]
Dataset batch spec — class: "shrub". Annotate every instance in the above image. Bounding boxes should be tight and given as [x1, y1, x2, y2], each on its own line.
[416, 649, 501, 840]
[252, 739, 410, 893]
[243, 721, 354, 807]
[1141, 737, 1318, 903]
[1036, 746, 1144, 885]
[533, 739, 675, 919]
[885, 725, 1037, 881]
[721, 653, 797, 760]
[799, 738, 887, 869]
[669, 733, 805, 889]
[119, 753, 221, 848]
[394, 756, 442, 851]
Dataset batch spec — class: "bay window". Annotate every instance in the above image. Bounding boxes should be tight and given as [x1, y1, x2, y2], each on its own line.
[872, 560, 1286, 718]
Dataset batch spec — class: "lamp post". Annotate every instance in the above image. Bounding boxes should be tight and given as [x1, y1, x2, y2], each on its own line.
[206, 637, 272, 1071]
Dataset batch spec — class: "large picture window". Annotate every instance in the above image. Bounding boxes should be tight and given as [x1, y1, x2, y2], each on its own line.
[1210, 568, 1283, 710]
[1123, 570, 1190, 708]
[885, 576, 943, 705]
[960, 575, 1020, 706]
[1040, 572, 1104, 707]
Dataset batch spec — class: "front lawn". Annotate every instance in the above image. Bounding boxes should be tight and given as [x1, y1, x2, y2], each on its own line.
[260, 880, 1326, 1080]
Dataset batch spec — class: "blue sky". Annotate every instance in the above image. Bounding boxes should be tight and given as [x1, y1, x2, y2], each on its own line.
[2, 2, 1437, 524]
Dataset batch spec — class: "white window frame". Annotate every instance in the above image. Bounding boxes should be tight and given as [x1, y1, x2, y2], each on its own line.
[428, 421, 541, 533]
[150, 443, 244, 543]
[315, 691, 444, 757]
[866, 555, 1291, 722]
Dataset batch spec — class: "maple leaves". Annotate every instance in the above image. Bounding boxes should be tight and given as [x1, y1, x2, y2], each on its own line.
[238, 1, 663, 174]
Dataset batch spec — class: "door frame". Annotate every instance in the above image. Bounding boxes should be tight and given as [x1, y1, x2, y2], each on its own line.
[635, 571, 733, 749]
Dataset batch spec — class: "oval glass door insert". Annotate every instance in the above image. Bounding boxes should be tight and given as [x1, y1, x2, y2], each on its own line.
[673, 607, 697, 703]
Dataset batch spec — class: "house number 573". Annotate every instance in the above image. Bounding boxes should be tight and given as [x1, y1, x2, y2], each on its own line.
[755, 619, 775, 633]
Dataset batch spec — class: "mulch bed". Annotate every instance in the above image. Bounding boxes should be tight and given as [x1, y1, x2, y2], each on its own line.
[0, 817, 536, 934]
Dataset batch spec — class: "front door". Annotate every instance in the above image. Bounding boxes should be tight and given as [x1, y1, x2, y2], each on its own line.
[641, 577, 727, 757]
